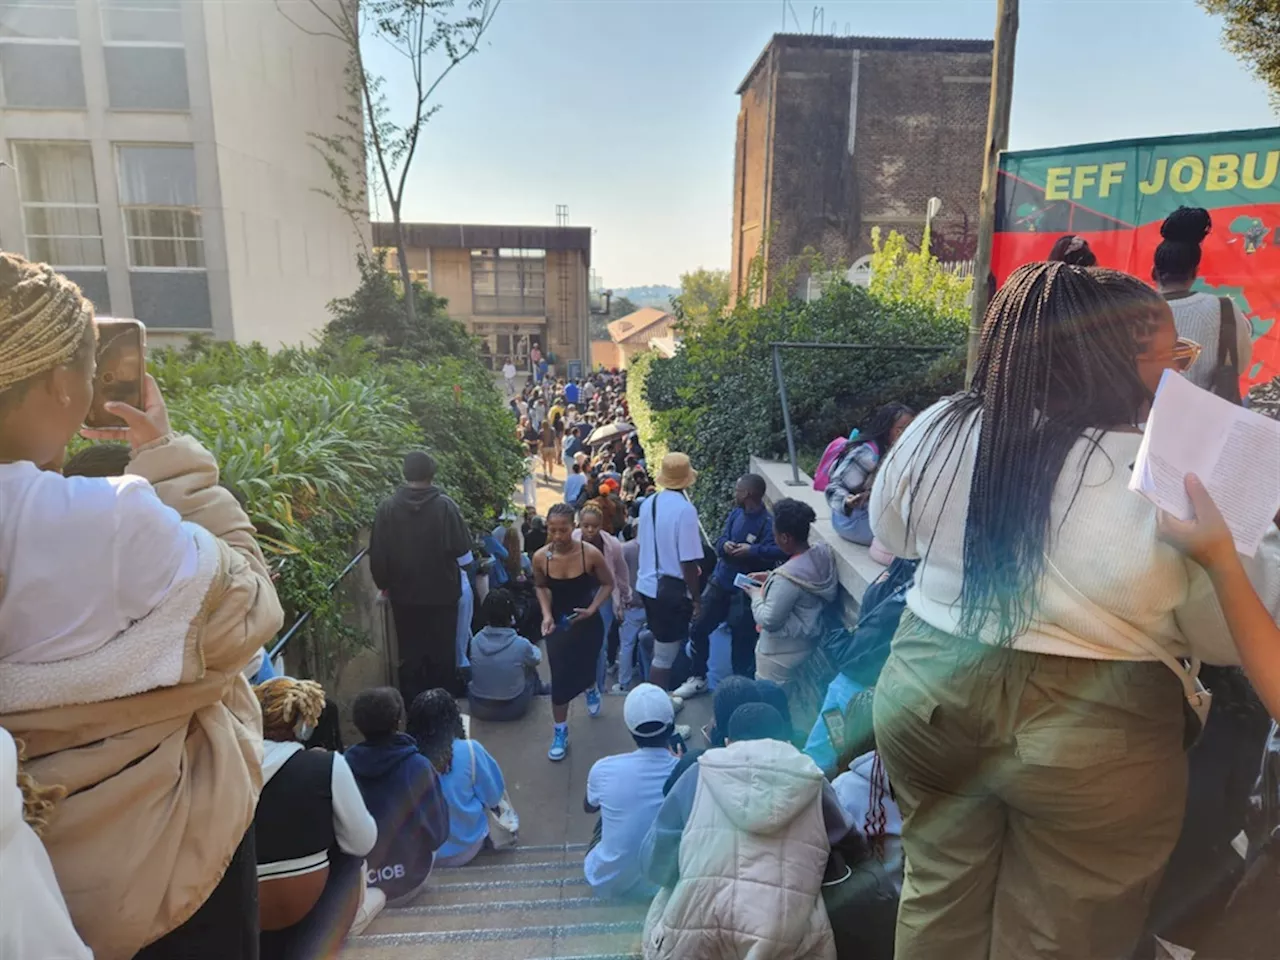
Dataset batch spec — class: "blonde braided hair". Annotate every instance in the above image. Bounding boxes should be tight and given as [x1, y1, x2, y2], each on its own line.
[15, 738, 65, 837]
[0, 253, 94, 395]
[254, 677, 326, 742]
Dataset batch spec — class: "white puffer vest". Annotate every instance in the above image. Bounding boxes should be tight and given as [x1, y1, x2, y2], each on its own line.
[643, 739, 835, 959]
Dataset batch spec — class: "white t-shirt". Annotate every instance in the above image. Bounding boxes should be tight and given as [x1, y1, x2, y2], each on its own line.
[0, 728, 93, 960]
[636, 489, 703, 599]
[585, 747, 678, 897]
[0, 461, 197, 664]
[502, 362, 517, 380]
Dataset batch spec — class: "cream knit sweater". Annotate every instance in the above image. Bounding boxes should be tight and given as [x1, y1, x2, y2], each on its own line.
[870, 398, 1278, 662]
[1167, 291, 1253, 393]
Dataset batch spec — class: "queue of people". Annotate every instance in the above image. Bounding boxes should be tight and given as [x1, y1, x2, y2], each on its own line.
[9, 199, 1280, 960]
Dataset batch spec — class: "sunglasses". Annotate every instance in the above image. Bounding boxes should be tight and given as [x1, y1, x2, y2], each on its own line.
[1145, 337, 1202, 373]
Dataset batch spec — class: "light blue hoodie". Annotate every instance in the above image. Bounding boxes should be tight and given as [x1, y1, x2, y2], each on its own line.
[437, 738, 505, 859]
[469, 626, 542, 701]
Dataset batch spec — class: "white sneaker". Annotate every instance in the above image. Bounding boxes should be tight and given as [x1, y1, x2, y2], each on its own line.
[607, 682, 628, 695]
[672, 676, 708, 700]
[669, 694, 685, 715]
[674, 724, 693, 741]
[350, 882, 386, 937]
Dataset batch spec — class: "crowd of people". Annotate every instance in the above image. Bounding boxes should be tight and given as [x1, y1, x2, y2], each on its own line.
[8, 201, 1280, 960]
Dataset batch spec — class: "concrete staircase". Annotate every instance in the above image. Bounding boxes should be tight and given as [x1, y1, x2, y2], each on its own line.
[343, 843, 646, 960]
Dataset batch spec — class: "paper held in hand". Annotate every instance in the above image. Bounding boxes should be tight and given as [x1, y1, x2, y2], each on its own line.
[1130, 369, 1280, 557]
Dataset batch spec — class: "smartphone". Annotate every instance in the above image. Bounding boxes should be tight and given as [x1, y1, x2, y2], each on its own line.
[85, 319, 146, 429]
[733, 572, 760, 591]
[821, 707, 847, 755]
[669, 730, 687, 757]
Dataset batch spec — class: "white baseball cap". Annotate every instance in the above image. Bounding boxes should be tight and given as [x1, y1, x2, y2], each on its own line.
[623, 683, 675, 735]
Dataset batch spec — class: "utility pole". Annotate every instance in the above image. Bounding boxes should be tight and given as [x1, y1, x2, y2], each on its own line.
[966, 0, 1019, 383]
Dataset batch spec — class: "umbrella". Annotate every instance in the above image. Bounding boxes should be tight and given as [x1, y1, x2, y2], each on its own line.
[587, 421, 636, 446]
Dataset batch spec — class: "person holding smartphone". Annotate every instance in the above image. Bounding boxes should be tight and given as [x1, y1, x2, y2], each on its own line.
[0, 254, 283, 960]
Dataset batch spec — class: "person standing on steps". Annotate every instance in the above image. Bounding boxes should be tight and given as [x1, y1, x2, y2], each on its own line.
[1152, 206, 1253, 397]
[676, 473, 784, 699]
[501, 356, 517, 397]
[636, 453, 704, 695]
[369, 451, 472, 704]
[534, 503, 615, 761]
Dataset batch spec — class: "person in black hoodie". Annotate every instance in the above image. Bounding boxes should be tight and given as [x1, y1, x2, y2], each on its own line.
[369, 451, 472, 703]
[346, 687, 451, 906]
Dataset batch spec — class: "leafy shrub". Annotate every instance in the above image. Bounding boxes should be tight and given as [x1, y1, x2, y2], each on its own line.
[644, 275, 966, 532]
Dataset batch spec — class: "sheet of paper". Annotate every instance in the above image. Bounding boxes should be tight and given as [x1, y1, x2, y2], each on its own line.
[1130, 370, 1280, 557]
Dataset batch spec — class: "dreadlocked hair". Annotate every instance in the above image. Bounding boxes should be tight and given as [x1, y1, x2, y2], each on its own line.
[906, 261, 1165, 643]
[0, 253, 96, 405]
[1153, 206, 1211, 285]
[254, 677, 326, 742]
[406, 688, 466, 775]
[15, 739, 65, 837]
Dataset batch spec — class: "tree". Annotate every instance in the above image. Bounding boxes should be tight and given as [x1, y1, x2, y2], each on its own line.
[1200, 0, 1280, 108]
[589, 294, 638, 340]
[277, 0, 503, 322]
[673, 268, 730, 325]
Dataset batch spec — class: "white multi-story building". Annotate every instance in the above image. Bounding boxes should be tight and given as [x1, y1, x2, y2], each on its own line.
[0, 0, 367, 347]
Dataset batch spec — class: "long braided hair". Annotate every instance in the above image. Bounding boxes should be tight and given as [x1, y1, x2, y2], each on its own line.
[254, 677, 327, 743]
[903, 261, 1168, 643]
[0, 253, 95, 399]
[407, 688, 466, 775]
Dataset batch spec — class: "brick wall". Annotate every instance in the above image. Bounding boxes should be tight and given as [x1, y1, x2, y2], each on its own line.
[731, 35, 992, 300]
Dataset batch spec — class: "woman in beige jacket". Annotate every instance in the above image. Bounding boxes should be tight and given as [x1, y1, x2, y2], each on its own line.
[0, 253, 283, 959]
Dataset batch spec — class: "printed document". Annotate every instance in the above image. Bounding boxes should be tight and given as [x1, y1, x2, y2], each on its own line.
[1130, 369, 1280, 557]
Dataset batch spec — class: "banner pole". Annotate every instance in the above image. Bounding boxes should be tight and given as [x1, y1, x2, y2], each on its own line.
[967, 0, 1020, 385]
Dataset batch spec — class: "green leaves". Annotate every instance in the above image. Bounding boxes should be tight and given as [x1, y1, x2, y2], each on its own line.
[634, 266, 967, 533]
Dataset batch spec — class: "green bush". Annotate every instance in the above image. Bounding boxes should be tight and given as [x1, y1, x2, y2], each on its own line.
[644, 278, 966, 532]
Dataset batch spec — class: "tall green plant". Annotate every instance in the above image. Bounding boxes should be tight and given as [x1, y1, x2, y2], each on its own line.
[868, 227, 973, 321]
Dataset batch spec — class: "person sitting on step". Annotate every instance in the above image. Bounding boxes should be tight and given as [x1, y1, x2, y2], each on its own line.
[467, 589, 546, 722]
[346, 687, 451, 906]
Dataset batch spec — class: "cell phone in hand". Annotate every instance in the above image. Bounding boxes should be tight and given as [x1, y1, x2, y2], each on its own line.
[669, 730, 687, 757]
[822, 707, 847, 754]
[84, 319, 146, 429]
[733, 572, 760, 592]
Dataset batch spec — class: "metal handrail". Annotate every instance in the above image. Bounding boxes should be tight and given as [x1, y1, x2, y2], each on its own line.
[268, 547, 369, 661]
[770, 341, 957, 485]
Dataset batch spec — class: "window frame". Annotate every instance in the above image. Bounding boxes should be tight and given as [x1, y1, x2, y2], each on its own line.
[115, 143, 205, 272]
[99, 0, 183, 48]
[0, 1, 84, 109]
[12, 140, 106, 271]
[470, 248, 547, 317]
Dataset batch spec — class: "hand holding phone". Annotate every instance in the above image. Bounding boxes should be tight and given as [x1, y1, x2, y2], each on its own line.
[83, 319, 145, 431]
[82, 373, 170, 451]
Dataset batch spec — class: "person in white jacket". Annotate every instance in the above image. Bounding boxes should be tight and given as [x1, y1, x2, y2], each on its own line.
[640, 702, 850, 959]
[0, 728, 93, 960]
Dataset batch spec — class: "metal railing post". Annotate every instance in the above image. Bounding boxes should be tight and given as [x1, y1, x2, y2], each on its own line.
[772, 343, 804, 485]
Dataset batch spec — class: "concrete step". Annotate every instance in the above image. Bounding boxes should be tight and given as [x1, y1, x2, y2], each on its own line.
[369, 897, 646, 934]
[342, 919, 643, 960]
[411, 872, 593, 906]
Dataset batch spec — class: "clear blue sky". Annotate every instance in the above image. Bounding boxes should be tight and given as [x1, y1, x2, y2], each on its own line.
[365, 0, 1276, 288]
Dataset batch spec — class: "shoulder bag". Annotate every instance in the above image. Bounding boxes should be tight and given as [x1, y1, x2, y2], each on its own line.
[469, 740, 519, 849]
[1213, 296, 1243, 405]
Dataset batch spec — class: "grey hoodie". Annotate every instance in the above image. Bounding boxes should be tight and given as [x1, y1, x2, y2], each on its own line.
[751, 542, 839, 668]
[468, 626, 542, 701]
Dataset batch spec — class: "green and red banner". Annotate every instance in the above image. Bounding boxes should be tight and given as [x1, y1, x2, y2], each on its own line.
[993, 126, 1280, 390]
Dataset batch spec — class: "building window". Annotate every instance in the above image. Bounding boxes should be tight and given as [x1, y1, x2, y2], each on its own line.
[471, 248, 545, 316]
[0, 1, 85, 108]
[117, 144, 204, 269]
[13, 142, 105, 268]
[101, 0, 188, 111]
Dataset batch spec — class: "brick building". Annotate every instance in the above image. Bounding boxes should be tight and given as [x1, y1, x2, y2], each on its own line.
[730, 34, 993, 302]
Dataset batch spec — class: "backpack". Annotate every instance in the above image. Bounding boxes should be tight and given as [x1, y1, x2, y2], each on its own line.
[813, 434, 853, 492]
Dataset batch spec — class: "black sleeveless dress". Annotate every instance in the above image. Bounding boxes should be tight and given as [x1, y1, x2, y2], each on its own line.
[546, 544, 605, 706]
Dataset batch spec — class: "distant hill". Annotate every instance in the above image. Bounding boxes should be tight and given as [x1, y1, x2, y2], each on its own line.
[613, 285, 678, 310]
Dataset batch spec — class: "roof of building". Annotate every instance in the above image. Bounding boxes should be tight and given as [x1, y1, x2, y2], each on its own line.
[372, 222, 592, 266]
[737, 33, 994, 93]
[648, 336, 680, 359]
[607, 307, 673, 344]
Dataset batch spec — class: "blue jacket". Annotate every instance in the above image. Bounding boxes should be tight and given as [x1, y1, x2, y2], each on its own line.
[711, 505, 786, 589]
[346, 733, 450, 900]
[436, 738, 505, 859]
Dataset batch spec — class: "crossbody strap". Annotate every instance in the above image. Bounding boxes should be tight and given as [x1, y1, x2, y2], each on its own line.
[1218, 296, 1239, 372]
[468, 739, 476, 790]
[650, 494, 660, 573]
[1042, 555, 1205, 708]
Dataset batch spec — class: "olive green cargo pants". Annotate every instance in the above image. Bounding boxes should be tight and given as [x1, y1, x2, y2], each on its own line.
[872, 613, 1188, 960]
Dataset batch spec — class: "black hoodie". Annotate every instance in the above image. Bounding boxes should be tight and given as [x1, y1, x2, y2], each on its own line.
[369, 484, 471, 605]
